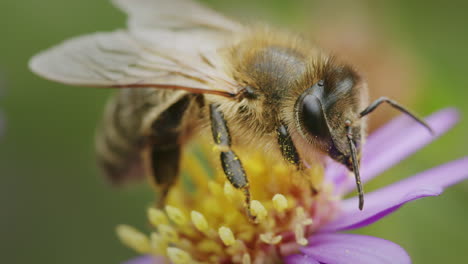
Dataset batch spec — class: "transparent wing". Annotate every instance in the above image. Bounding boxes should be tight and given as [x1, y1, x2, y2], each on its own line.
[112, 0, 242, 32]
[29, 0, 244, 97]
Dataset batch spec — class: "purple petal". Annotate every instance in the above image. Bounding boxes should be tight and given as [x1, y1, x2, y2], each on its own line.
[321, 157, 468, 232]
[341, 108, 460, 194]
[301, 233, 410, 264]
[122, 256, 165, 264]
[325, 111, 413, 185]
[324, 158, 348, 188]
[325, 109, 459, 194]
[284, 254, 320, 264]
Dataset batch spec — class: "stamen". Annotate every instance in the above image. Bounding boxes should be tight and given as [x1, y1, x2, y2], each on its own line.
[150, 232, 167, 254]
[117, 145, 338, 263]
[166, 247, 193, 264]
[308, 165, 325, 191]
[197, 239, 223, 254]
[165, 205, 188, 226]
[208, 181, 223, 196]
[294, 224, 308, 246]
[191, 211, 209, 233]
[184, 155, 210, 189]
[244, 155, 265, 175]
[218, 226, 236, 246]
[295, 207, 314, 226]
[147, 208, 168, 226]
[157, 224, 179, 242]
[242, 253, 252, 264]
[302, 218, 313, 226]
[116, 225, 150, 254]
[260, 232, 283, 245]
[251, 200, 267, 221]
[224, 181, 240, 202]
[272, 194, 288, 212]
[295, 207, 305, 219]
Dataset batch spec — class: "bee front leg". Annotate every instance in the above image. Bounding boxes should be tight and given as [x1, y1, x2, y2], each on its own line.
[277, 123, 302, 168]
[277, 123, 319, 195]
[209, 104, 254, 221]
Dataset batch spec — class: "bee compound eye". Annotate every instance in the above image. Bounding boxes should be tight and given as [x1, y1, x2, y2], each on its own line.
[300, 94, 330, 139]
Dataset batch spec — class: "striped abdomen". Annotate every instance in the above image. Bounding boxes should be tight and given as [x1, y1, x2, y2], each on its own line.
[95, 88, 190, 185]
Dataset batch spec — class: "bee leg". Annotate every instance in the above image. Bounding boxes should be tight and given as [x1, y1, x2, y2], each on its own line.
[277, 123, 302, 168]
[209, 104, 254, 221]
[277, 123, 320, 195]
[146, 95, 194, 207]
[360, 96, 433, 134]
[148, 146, 181, 207]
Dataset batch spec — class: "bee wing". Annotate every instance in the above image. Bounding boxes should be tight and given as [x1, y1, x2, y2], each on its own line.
[112, 0, 242, 32]
[29, 0, 244, 97]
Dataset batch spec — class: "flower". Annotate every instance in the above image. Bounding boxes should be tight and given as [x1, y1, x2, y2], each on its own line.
[118, 108, 467, 264]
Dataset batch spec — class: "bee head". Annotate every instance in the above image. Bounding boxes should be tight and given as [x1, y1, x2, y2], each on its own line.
[294, 64, 366, 171]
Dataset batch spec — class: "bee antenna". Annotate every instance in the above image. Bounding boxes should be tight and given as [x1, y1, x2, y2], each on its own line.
[360, 97, 434, 135]
[346, 123, 364, 210]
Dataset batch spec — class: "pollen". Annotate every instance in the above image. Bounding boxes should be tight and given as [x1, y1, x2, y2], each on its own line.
[224, 181, 240, 202]
[191, 210, 209, 233]
[157, 224, 179, 242]
[116, 225, 150, 254]
[251, 200, 268, 221]
[116, 144, 339, 263]
[148, 207, 168, 226]
[150, 232, 167, 254]
[167, 247, 193, 264]
[272, 193, 288, 212]
[208, 181, 223, 196]
[165, 205, 188, 226]
[242, 253, 252, 264]
[294, 223, 308, 246]
[260, 232, 283, 245]
[218, 226, 236, 246]
[296, 206, 314, 226]
[197, 239, 223, 254]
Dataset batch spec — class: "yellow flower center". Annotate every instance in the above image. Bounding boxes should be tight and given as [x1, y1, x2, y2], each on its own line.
[117, 144, 340, 263]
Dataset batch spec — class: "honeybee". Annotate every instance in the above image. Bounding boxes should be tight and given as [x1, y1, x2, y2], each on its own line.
[29, 0, 431, 216]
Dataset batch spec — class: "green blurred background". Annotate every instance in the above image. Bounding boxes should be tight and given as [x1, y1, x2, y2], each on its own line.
[1, 0, 467, 263]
